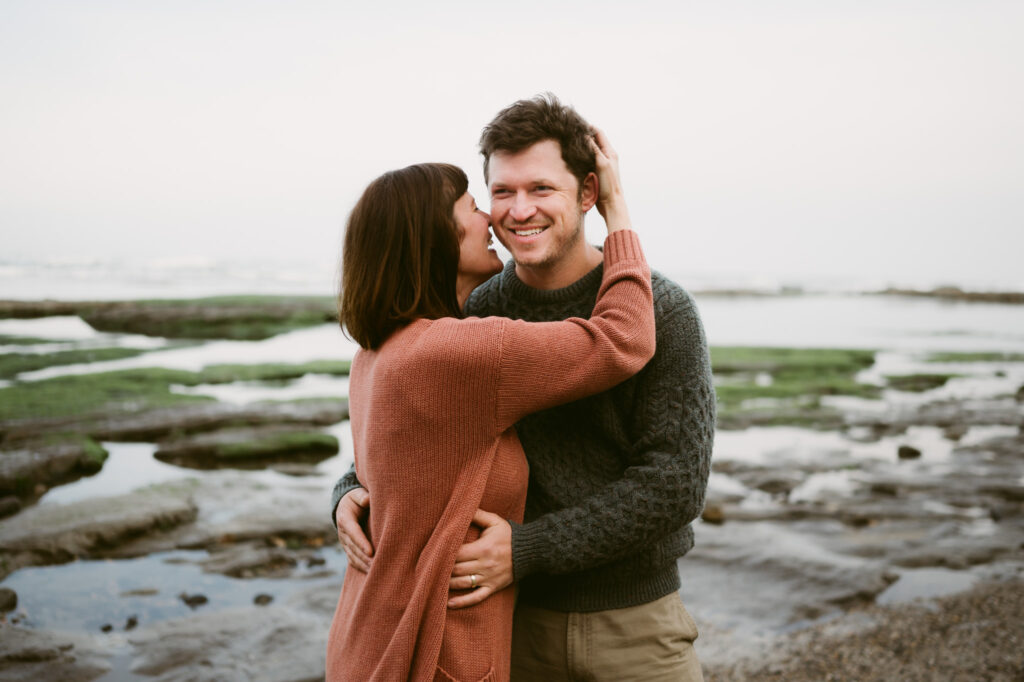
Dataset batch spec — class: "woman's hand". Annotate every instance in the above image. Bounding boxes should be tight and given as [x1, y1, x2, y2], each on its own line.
[589, 127, 633, 233]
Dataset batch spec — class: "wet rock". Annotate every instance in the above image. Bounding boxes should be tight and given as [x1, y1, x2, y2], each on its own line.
[75, 296, 336, 340]
[836, 499, 979, 527]
[0, 625, 111, 681]
[943, 423, 969, 441]
[155, 425, 338, 467]
[0, 587, 17, 612]
[127, 603, 329, 681]
[956, 431, 1024, 462]
[1, 398, 348, 445]
[0, 488, 197, 579]
[125, 615, 139, 630]
[0, 437, 107, 498]
[701, 505, 726, 525]
[897, 444, 921, 460]
[199, 543, 298, 578]
[684, 522, 897, 633]
[269, 462, 321, 476]
[875, 287, 1024, 304]
[703, 502, 836, 524]
[886, 373, 957, 392]
[978, 482, 1024, 502]
[1016, 384, 1024, 402]
[253, 594, 273, 606]
[0, 300, 89, 318]
[0, 495, 22, 517]
[717, 406, 846, 431]
[846, 399, 1023, 433]
[737, 470, 806, 496]
[890, 534, 1023, 569]
[100, 624, 113, 633]
[103, 474, 334, 558]
[179, 593, 208, 609]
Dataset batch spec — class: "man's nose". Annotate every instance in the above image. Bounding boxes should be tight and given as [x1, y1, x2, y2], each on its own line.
[509, 192, 537, 223]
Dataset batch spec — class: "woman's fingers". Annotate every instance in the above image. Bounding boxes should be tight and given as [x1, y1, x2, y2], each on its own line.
[591, 126, 617, 161]
[448, 585, 494, 609]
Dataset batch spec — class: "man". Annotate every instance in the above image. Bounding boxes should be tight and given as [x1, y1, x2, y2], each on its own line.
[332, 94, 715, 681]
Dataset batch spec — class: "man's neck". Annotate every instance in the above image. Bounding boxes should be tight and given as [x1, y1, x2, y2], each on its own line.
[514, 243, 604, 291]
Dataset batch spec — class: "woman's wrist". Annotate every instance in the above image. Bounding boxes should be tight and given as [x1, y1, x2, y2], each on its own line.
[603, 204, 633, 233]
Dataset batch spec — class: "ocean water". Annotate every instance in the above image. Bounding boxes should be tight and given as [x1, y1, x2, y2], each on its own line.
[2, 258, 1023, 355]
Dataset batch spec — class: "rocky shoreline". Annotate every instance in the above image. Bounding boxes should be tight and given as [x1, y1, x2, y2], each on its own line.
[704, 576, 1024, 681]
[875, 286, 1024, 305]
[0, 297, 1022, 680]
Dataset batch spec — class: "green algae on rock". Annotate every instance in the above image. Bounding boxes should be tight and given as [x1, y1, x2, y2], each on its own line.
[0, 347, 149, 379]
[885, 373, 959, 392]
[0, 434, 109, 498]
[0, 296, 338, 340]
[711, 346, 879, 429]
[155, 427, 339, 466]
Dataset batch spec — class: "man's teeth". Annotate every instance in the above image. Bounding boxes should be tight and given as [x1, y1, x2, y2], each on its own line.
[513, 227, 545, 237]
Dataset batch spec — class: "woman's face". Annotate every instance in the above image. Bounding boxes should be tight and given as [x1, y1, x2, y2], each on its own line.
[454, 192, 503, 285]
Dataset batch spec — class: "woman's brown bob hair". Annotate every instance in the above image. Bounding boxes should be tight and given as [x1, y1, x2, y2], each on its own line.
[339, 163, 469, 350]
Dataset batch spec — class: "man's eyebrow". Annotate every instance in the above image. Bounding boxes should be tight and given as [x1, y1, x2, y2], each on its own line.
[491, 178, 558, 188]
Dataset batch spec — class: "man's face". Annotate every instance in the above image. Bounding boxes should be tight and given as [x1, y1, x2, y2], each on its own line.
[487, 140, 594, 271]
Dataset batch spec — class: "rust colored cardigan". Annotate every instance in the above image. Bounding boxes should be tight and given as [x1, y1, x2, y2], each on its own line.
[326, 230, 654, 681]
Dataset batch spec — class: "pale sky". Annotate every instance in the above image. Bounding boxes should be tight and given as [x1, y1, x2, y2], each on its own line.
[2, 0, 1022, 291]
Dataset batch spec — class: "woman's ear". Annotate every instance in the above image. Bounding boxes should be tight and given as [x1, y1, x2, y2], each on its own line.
[580, 171, 598, 212]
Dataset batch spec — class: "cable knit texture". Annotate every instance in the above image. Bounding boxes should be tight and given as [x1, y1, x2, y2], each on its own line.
[326, 231, 654, 681]
[462, 252, 715, 613]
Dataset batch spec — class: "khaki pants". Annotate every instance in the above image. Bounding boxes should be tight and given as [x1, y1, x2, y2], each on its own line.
[510, 592, 704, 682]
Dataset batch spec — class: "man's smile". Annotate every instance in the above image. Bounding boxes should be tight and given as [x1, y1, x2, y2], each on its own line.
[506, 225, 548, 238]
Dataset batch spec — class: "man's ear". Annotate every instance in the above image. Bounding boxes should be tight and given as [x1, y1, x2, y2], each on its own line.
[580, 172, 598, 212]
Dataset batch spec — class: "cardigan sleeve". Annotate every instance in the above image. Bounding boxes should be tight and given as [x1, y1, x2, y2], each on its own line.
[493, 230, 655, 432]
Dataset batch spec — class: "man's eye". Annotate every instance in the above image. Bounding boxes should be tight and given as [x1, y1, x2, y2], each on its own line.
[535, 186, 552, 192]
[492, 189, 510, 197]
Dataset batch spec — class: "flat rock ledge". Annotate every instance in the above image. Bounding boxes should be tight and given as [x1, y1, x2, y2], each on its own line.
[125, 583, 337, 682]
[0, 438, 107, 499]
[0, 398, 348, 445]
[155, 425, 339, 466]
[0, 488, 197, 580]
[0, 625, 111, 682]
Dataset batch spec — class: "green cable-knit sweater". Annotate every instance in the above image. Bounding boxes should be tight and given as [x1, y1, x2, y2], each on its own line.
[331, 256, 715, 613]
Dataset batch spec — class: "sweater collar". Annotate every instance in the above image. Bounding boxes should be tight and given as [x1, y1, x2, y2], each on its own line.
[499, 252, 605, 304]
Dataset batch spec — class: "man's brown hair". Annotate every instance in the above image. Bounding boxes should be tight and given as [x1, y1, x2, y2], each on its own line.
[479, 93, 596, 194]
[338, 163, 468, 350]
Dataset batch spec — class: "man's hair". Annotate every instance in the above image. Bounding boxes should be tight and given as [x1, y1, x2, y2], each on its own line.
[479, 93, 595, 193]
[338, 163, 467, 350]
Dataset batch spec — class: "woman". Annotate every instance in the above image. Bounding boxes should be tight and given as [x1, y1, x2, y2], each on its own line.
[326, 135, 654, 681]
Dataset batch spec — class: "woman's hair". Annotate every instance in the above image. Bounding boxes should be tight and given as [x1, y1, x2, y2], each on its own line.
[338, 163, 468, 350]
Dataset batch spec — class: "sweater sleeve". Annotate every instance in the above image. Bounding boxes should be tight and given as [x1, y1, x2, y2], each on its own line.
[328, 230, 654, 528]
[509, 287, 716, 578]
[493, 230, 655, 431]
[329, 463, 362, 529]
